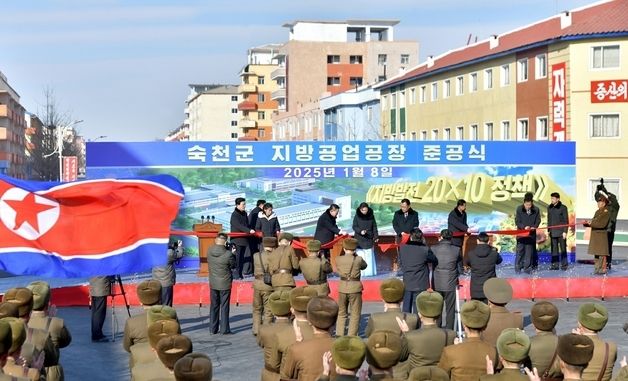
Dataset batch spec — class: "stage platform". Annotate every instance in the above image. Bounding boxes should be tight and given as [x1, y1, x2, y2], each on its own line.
[1, 255, 627, 307]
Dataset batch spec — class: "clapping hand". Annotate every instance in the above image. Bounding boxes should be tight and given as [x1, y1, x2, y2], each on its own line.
[322, 351, 332, 376]
[293, 319, 303, 342]
[620, 355, 626, 368]
[485, 355, 494, 375]
[396, 316, 409, 333]
[524, 367, 541, 381]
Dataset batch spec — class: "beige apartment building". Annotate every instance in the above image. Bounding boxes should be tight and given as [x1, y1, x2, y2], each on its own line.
[184, 85, 240, 141]
[0, 71, 27, 179]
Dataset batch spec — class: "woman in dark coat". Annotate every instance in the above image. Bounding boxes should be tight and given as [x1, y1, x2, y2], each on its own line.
[352, 202, 379, 276]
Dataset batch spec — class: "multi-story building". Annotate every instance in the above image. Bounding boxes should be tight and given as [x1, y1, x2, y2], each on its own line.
[320, 85, 381, 141]
[237, 44, 283, 141]
[273, 20, 419, 141]
[377, 0, 628, 226]
[165, 124, 190, 142]
[0, 71, 27, 179]
[184, 84, 240, 141]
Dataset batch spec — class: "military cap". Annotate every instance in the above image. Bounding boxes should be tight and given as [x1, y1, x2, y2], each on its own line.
[483, 278, 513, 304]
[26, 281, 51, 311]
[137, 280, 162, 306]
[408, 366, 450, 381]
[289, 286, 318, 313]
[461, 300, 490, 329]
[0, 302, 19, 319]
[578, 303, 608, 331]
[342, 238, 358, 251]
[531, 301, 559, 331]
[379, 278, 404, 303]
[262, 237, 278, 248]
[307, 240, 321, 252]
[3, 287, 34, 317]
[0, 320, 12, 356]
[0, 317, 26, 354]
[269, 290, 291, 317]
[416, 290, 444, 318]
[307, 296, 338, 330]
[365, 330, 402, 369]
[147, 305, 178, 325]
[279, 232, 294, 242]
[332, 336, 366, 370]
[148, 319, 181, 349]
[557, 333, 594, 366]
[156, 334, 193, 369]
[496, 328, 530, 362]
[174, 352, 213, 381]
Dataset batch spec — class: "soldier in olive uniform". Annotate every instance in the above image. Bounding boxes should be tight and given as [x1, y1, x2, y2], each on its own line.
[438, 300, 497, 381]
[269, 233, 300, 292]
[123, 280, 163, 353]
[408, 367, 450, 381]
[1, 317, 42, 381]
[258, 290, 292, 381]
[554, 334, 595, 381]
[131, 334, 192, 381]
[398, 291, 455, 378]
[576, 303, 617, 381]
[528, 301, 561, 380]
[365, 278, 419, 337]
[335, 238, 368, 336]
[482, 278, 523, 347]
[280, 296, 339, 381]
[300, 240, 333, 296]
[318, 336, 366, 381]
[174, 353, 213, 381]
[0, 319, 29, 381]
[131, 318, 181, 375]
[130, 306, 179, 368]
[365, 330, 404, 381]
[584, 196, 611, 274]
[480, 328, 530, 381]
[252, 237, 277, 336]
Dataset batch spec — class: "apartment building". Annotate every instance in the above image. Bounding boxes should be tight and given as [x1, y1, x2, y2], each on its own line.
[184, 84, 240, 141]
[319, 85, 381, 141]
[0, 71, 27, 179]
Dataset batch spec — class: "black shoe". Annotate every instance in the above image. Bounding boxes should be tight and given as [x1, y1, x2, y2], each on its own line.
[221, 331, 233, 335]
[91, 336, 110, 343]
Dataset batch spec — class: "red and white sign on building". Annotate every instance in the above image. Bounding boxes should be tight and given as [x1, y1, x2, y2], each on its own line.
[591, 80, 628, 103]
[62, 156, 78, 182]
[552, 62, 567, 141]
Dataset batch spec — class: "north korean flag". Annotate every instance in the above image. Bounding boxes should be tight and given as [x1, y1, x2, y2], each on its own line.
[0, 174, 184, 278]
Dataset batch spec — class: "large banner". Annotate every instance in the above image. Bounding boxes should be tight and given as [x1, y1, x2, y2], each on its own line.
[87, 141, 576, 264]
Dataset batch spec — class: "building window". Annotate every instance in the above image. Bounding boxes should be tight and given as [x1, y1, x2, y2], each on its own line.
[231, 120, 238, 126]
[456, 126, 464, 140]
[410, 88, 416, 105]
[484, 69, 493, 89]
[349, 77, 363, 86]
[258, 93, 265, 102]
[431, 83, 438, 101]
[382, 95, 388, 110]
[391, 93, 397, 108]
[444, 128, 451, 140]
[536, 117, 549, 140]
[230, 132, 238, 139]
[535, 54, 547, 79]
[411, 131, 417, 140]
[518, 59, 528, 82]
[470, 124, 479, 140]
[401, 54, 410, 64]
[420, 86, 426, 103]
[349, 55, 363, 64]
[456, 76, 464, 95]
[367, 106, 373, 121]
[469, 73, 478, 92]
[501, 64, 510, 86]
[484, 122, 494, 140]
[378, 75, 386, 82]
[378, 54, 387, 65]
[231, 108, 238, 114]
[592, 45, 620, 69]
[327, 55, 340, 64]
[590, 114, 620, 137]
[327, 77, 340, 86]
[231, 95, 238, 101]
[431, 129, 439, 140]
[501, 121, 511, 140]
[258, 129, 265, 138]
[517, 119, 529, 140]
[258, 111, 266, 120]
[258, 76, 265, 85]
[421, 130, 427, 140]
[589, 178, 620, 201]
[399, 91, 406, 108]
[444, 80, 451, 98]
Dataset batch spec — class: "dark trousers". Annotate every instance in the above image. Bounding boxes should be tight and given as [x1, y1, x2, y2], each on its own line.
[437, 290, 457, 330]
[233, 245, 248, 279]
[161, 285, 173, 307]
[550, 236, 568, 269]
[91, 296, 107, 340]
[210, 288, 232, 334]
[607, 230, 615, 270]
[515, 242, 536, 273]
[472, 296, 488, 304]
[402, 290, 420, 314]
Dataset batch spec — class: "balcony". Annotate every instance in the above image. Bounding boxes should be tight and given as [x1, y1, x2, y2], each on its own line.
[237, 100, 258, 111]
[238, 83, 257, 93]
[270, 67, 286, 80]
[271, 88, 286, 101]
[239, 118, 257, 129]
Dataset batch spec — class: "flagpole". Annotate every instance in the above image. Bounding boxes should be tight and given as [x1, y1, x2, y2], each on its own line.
[58, 120, 83, 181]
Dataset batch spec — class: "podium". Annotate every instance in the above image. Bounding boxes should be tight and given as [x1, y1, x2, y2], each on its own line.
[193, 222, 222, 277]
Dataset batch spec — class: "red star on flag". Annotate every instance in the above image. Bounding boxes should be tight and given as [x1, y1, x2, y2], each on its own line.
[4, 193, 56, 233]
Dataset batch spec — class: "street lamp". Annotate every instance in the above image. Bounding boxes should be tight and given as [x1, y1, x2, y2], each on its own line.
[58, 120, 83, 181]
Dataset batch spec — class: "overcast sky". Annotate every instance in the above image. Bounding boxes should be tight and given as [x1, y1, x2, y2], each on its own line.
[0, 0, 595, 141]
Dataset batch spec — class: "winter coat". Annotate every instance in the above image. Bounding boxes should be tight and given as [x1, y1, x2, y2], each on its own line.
[547, 201, 569, 237]
[398, 241, 438, 292]
[248, 206, 263, 229]
[432, 240, 463, 292]
[464, 244, 503, 300]
[352, 207, 379, 250]
[515, 204, 541, 243]
[392, 208, 419, 236]
[255, 212, 281, 237]
[208, 244, 236, 290]
[447, 207, 468, 247]
[595, 188, 620, 232]
[587, 206, 610, 256]
[152, 246, 184, 287]
[314, 210, 340, 245]
[230, 208, 250, 246]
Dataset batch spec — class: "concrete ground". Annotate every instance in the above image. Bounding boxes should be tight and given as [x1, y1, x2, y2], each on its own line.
[54, 298, 628, 380]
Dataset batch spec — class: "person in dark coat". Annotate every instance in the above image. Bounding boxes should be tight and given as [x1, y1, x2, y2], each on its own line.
[514, 192, 541, 274]
[392, 198, 419, 239]
[547, 192, 569, 271]
[595, 180, 620, 271]
[255, 203, 281, 238]
[248, 199, 265, 258]
[89, 276, 114, 342]
[398, 228, 438, 314]
[314, 204, 344, 260]
[152, 239, 184, 306]
[464, 232, 502, 303]
[432, 229, 464, 330]
[447, 199, 469, 249]
[230, 197, 255, 279]
[207, 232, 236, 334]
[352, 202, 379, 277]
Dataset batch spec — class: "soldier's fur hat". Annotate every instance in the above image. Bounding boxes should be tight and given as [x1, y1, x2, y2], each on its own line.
[278, 232, 294, 242]
[269, 290, 291, 317]
[0, 302, 19, 319]
[147, 305, 178, 325]
[137, 280, 162, 306]
[531, 301, 559, 331]
[3, 287, 34, 317]
[174, 353, 213, 381]
[578, 303, 608, 331]
[307, 240, 321, 252]
[379, 278, 404, 303]
[0, 317, 26, 354]
[306, 296, 338, 330]
[557, 333, 594, 366]
[416, 291, 443, 318]
[156, 334, 193, 369]
[262, 237, 278, 248]
[26, 281, 51, 311]
[0, 320, 12, 356]
[342, 238, 358, 251]
[460, 300, 490, 329]
[147, 319, 181, 349]
[365, 330, 402, 369]
[496, 328, 530, 362]
[289, 286, 318, 313]
[331, 336, 366, 370]
[483, 278, 513, 304]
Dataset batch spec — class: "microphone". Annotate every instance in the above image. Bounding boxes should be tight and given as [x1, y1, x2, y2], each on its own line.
[201, 215, 205, 223]
[211, 216, 215, 224]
